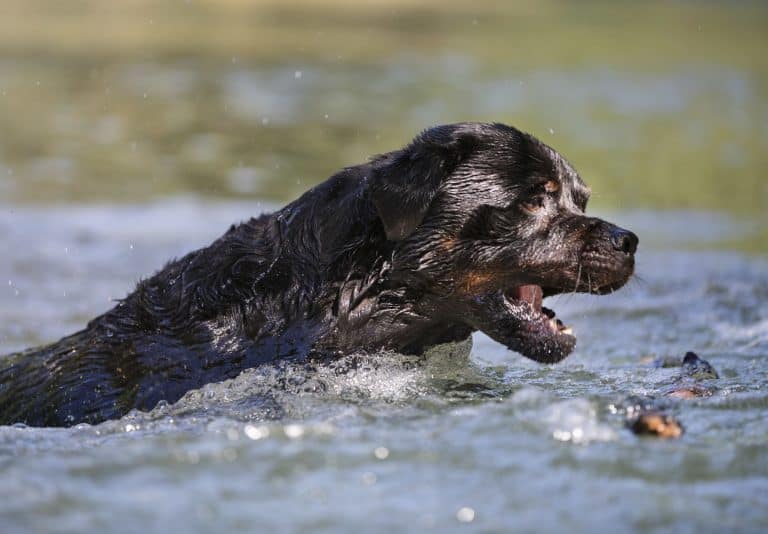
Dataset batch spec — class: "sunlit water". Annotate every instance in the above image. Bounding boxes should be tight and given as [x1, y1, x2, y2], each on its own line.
[0, 199, 766, 532]
[2, 57, 766, 217]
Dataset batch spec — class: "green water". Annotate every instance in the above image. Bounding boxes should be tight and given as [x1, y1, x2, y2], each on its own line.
[1, 1, 766, 225]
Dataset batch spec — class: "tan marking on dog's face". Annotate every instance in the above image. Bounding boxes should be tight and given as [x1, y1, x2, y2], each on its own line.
[440, 237, 458, 251]
[544, 180, 559, 193]
[456, 271, 497, 295]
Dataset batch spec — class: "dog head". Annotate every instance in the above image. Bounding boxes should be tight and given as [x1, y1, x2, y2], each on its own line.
[370, 122, 638, 362]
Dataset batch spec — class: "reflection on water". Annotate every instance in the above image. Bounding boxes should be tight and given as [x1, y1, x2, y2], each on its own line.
[1, 58, 765, 218]
[0, 1, 766, 219]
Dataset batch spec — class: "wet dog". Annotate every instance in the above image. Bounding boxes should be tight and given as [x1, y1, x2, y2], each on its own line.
[0, 122, 637, 426]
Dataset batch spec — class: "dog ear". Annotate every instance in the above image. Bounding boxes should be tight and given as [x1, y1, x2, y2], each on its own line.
[370, 124, 480, 241]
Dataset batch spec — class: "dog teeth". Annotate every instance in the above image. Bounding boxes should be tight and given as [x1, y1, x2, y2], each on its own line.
[546, 317, 572, 336]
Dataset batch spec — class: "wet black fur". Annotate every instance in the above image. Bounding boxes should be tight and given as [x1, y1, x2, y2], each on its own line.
[0, 122, 637, 426]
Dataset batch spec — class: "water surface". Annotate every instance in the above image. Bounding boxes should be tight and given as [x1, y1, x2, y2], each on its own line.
[1, 201, 766, 532]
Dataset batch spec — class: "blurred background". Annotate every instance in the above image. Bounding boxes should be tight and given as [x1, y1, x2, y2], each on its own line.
[0, 0, 765, 244]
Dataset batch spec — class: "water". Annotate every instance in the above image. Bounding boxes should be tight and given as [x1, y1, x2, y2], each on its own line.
[0, 201, 766, 532]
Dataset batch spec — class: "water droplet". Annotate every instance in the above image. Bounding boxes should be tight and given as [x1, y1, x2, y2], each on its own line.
[244, 424, 270, 440]
[284, 424, 304, 439]
[294, 70, 303, 79]
[548, 128, 555, 135]
[456, 507, 475, 523]
[373, 446, 389, 460]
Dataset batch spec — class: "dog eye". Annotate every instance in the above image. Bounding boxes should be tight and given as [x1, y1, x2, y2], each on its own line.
[521, 180, 559, 213]
[521, 196, 545, 213]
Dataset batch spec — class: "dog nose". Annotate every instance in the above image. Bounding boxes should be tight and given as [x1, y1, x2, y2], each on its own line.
[611, 228, 638, 255]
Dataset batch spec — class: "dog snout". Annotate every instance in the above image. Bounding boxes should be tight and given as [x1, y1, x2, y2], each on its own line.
[610, 227, 638, 255]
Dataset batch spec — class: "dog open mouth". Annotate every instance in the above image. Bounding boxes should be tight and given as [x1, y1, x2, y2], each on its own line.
[499, 285, 577, 363]
[505, 285, 573, 336]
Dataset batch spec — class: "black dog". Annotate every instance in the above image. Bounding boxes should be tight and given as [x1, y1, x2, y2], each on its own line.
[0, 122, 637, 427]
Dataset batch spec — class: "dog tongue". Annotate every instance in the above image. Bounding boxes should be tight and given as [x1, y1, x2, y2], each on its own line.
[511, 285, 543, 312]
